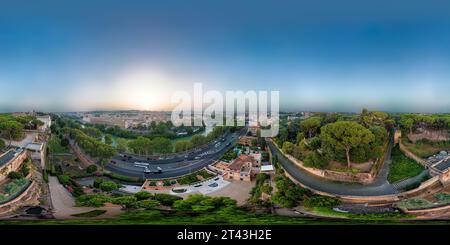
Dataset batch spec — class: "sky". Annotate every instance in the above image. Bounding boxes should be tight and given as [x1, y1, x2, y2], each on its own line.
[1, 0, 450, 113]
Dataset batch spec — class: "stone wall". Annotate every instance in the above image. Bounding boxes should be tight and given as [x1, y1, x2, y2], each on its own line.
[399, 140, 428, 167]
[0, 150, 28, 182]
[278, 144, 377, 184]
[0, 181, 39, 217]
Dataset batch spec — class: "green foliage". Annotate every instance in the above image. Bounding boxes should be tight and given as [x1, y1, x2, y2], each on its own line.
[111, 196, 137, 209]
[304, 151, 329, 169]
[71, 210, 107, 217]
[174, 140, 194, 152]
[47, 136, 69, 154]
[303, 195, 341, 208]
[433, 193, 450, 202]
[68, 128, 116, 160]
[103, 172, 144, 184]
[272, 176, 311, 208]
[135, 199, 160, 209]
[57, 175, 70, 185]
[255, 173, 269, 183]
[86, 164, 98, 174]
[0, 138, 5, 149]
[8, 171, 23, 179]
[93, 178, 103, 188]
[2, 178, 30, 196]
[21, 163, 30, 177]
[134, 191, 153, 201]
[300, 117, 322, 138]
[220, 148, 238, 161]
[0, 119, 24, 142]
[388, 145, 425, 183]
[321, 121, 375, 168]
[76, 194, 111, 207]
[172, 194, 237, 213]
[153, 193, 182, 206]
[99, 180, 120, 192]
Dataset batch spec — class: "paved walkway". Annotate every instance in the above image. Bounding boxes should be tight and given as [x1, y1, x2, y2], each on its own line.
[48, 176, 122, 219]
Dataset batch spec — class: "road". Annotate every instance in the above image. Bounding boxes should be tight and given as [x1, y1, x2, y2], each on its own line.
[105, 129, 246, 179]
[267, 138, 399, 196]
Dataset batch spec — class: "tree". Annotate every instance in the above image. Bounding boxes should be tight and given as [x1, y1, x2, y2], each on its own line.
[60, 138, 69, 147]
[21, 163, 30, 177]
[115, 138, 128, 152]
[320, 121, 375, 168]
[8, 171, 23, 179]
[152, 137, 173, 154]
[99, 180, 120, 192]
[134, 191, 153, 201]
[128, 136, 152, 155]
[400, 118, 414, 134]
[0, 138, 5, 149]
[111, 196, 137, 209]
[174, 140, 193, 152]
[299, 117, 322, 138]
[104, 134, 113, 145]
[86, 164, 98, 174]
[282, 142, 295, 154]
[135, 199, 160, 209]
[0, 120, 24, 146]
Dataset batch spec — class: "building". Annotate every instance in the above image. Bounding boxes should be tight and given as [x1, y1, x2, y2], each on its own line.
[248, 126, 260, 136]
[212, 155, 258, 182]
[0, 149, 28, 182]
[36, 115, 52, 132]
[25, 142, 45, 168]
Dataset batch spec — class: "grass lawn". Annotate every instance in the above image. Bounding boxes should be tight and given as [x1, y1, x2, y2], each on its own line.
[402, 137, 450, 158]
[71, 210, 107, 218]
[388, 145, 425, 183]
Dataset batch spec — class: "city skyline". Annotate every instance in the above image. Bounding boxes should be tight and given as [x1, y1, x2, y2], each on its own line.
[2, 1, 450, 113]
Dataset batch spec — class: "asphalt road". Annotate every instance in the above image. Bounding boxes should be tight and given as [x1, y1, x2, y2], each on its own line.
[106, 129, 245, 179]
[267, 139, 399, 196]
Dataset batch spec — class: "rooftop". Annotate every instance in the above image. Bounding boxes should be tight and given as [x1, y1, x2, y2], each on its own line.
[0, 149, 22, 169]
[25, 142, 44, 152]
[229, 155, 255, 172]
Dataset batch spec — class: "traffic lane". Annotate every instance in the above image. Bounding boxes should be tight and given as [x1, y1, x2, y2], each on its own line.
[268, 141, 397, 196]
[112, 132, 236, 164]
[106, 133, 238, 178]
[112, 131, 237, 169]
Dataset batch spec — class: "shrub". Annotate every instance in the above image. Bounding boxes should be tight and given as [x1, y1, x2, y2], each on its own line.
[99, 180, 120, 192]
[8, 171, 23, 179]
[86, 165, 98, 174]
[163, 180, 172, 186]
[93, 178, 104, 188]
[303, 195, 341, 208]
[154, 193, 182, 206]
[134, 191, 153, 201]
[255, 173, 269, 183]
[43, 169, 49, 183]
[135, 199, 160, 209]
[111, 196, 137, 209]
[57, 175, 70, 185]
[76, 194, 111, 207]
[21, 164, 30, 177]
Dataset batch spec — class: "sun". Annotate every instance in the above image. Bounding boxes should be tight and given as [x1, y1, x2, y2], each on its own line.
[114, 69, 170, 110]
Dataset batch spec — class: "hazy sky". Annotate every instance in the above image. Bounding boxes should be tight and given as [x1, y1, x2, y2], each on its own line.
[1, 0, 450, 113]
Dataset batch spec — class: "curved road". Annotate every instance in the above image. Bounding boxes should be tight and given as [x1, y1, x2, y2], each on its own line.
[106, 129, 245, 179]
[268, 138, 399, 196]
